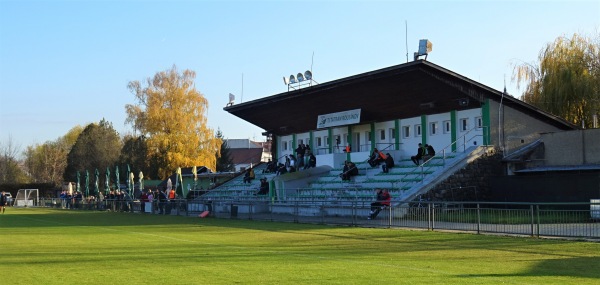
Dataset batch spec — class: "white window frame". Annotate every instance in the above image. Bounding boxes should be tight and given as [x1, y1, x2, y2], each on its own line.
[389, 128, 395, 141]
[460, 118, 468, 132]
[443, 120, 451, 134]
[475, 117, 483, 129]
[430, 122, 438, 136]
[415, 124, 422, 137]
[378, 129, 385, 141]
[402, 126, 411, 138]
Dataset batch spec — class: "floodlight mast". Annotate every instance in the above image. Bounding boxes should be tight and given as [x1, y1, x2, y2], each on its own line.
[283, 70, 318, 91]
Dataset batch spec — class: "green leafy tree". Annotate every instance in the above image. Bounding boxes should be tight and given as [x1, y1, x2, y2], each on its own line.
[215, 129, 233, 172]
[125, 65, 220, 179]
[120, 134, 153, 178]
[24, 125, 83, 185]
[513, 33, 600, 128]
[64, 119, 121, 182]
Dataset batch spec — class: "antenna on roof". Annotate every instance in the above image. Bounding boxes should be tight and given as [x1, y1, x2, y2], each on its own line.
[241, 73, 244, 103]
[405, 20, 408, 63]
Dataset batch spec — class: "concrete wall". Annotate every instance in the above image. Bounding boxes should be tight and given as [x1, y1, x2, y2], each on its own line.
[488, 100, 566, 156]
[541, 129, 600, 165]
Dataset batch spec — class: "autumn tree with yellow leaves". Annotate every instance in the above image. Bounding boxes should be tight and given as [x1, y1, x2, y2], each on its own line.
[126, 65, 221, 179]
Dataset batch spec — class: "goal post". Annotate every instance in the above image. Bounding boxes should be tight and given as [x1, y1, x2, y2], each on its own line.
[14, 189, 39, 207]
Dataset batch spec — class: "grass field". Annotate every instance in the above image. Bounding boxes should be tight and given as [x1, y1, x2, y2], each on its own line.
[1, 208, 599, 284]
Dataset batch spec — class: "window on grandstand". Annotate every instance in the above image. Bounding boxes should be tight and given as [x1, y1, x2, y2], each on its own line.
[475, 117, 483, 129]
[324, 136, 329, 146]
[316, 137, 322, 147]
[379, 129, 385, 140]
[430, 122, 438, 136]
[460, 118, 468, 131]
[283, 141, 288, 151]
[389, 128, 395, 140]
[415, 125, 422, 137]
[402, 126, 410, 138]
[298, 139, 304, 145]
[443, 120, 451, 134]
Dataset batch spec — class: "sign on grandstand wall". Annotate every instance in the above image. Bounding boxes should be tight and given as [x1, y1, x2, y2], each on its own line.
[316, 109, 361, 129]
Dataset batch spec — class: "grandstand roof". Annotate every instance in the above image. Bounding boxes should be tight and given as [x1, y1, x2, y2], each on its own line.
[224, 60, 576, 136]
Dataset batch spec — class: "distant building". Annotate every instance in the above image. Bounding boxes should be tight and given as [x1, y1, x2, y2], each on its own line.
[225, 139, 271, 172]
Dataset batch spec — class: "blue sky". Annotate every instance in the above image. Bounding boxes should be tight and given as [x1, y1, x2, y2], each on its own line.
[1, 0, 599, 151]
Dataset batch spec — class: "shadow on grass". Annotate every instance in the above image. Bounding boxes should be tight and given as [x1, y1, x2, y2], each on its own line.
[457, 256, 600, 279]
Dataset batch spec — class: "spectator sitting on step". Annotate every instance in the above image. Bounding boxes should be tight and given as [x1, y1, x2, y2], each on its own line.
[276, 163, 287, 176]
[340, 160, 358, 181]
[411, 143, 425, 166]
[304, 153, 316, 170]
[368, 148, 387, 167]
[368, 188, 391, 220]
[243, 167, 255, 183]
[423, 144, 436, 162]
[257, 177, 269, 195]
[265, 159, 276, 173]
[381, 153, 394, 173]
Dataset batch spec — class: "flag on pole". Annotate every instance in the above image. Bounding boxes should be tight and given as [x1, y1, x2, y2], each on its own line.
[126, 164, 131, 196]
[105, 167, 111, 194]
[94, 168, 100, 197]
[129, 171, 135, 198]
[115, 165, 120, 192]
[76, 171, 81, 193]
[139, 171, 144, 192]
[192, 166, 197, 191]
[176, 167, 184, 197]
[85, 170, 90, 198]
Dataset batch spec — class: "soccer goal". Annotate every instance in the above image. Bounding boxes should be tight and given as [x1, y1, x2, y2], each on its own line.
[14, 189, 39, 207]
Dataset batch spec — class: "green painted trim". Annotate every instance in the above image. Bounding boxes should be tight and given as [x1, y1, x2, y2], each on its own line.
[328, 128, 333, 153]
[370, 123, 375, 150]
[347, 125, 352, 160]
[451, 110, 457, 152]
[292, 134, 297, 152]
[395, 119, 400, 150]
[309, 131, 314, 151]
[421, 115, 427, 145]
[274, 136, 280, 161]
[482, 99, 491, 145]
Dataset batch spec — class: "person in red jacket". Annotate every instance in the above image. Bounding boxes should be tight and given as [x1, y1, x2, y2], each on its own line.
[368, 189, 391, 220]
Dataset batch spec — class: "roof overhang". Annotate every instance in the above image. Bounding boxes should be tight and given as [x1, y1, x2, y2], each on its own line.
[224, 60, 576, 137]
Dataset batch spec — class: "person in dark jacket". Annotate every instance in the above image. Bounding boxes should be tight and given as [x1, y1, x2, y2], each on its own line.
[382, 153, 394, 173]
[340, 161, 358, 181]
[411, 143, 425, 166]
[0, 191, 7, 214]
[423, 144, 436, 162]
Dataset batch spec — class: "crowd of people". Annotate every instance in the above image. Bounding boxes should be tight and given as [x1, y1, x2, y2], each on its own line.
[34, 143, 438, 219]
[54, 187, 183, 214]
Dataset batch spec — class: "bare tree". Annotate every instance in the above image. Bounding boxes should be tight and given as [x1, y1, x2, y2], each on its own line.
[0, 136, 28, 184]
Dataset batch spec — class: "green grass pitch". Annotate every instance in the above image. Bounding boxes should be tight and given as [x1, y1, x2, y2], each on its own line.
[1, 208, 599, 284]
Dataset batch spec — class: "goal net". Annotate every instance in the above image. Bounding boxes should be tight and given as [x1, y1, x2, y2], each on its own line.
[14, 189, 39, 207]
